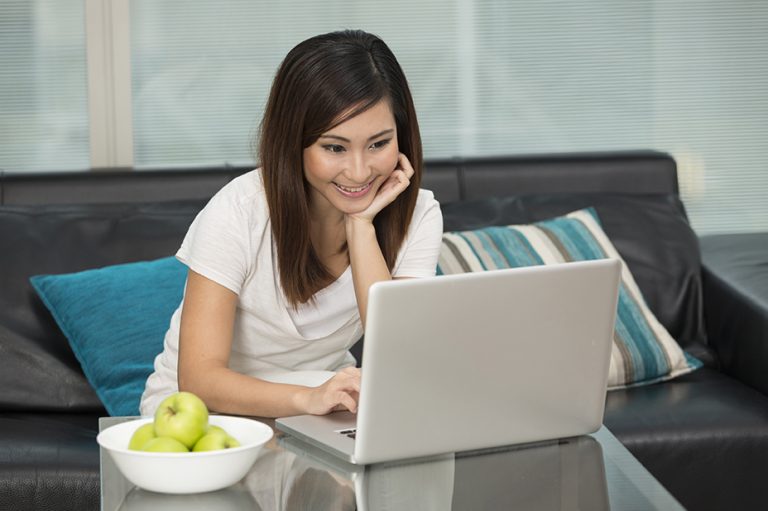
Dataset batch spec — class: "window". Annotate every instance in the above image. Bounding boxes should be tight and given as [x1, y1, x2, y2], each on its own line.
[1, 0, 766, 234]
[0, 0, 89, 172]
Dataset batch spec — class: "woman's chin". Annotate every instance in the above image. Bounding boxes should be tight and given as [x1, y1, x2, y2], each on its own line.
[338, 202, 371, 216]
[331, 191, 376, 215]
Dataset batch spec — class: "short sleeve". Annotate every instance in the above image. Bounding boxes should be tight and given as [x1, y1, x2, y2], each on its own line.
[392, 190, 444, 278]
[176, 184, 253, 295]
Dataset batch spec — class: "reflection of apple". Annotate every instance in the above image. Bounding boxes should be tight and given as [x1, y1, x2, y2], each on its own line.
[154, 392, 209, 449]
[128, 423, 157, 451]
[141, 437, 189, 453]
[193, 426, 241, 452]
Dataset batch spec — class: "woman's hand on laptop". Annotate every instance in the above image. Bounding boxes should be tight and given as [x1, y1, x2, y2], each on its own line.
[296, 367, 361, 415]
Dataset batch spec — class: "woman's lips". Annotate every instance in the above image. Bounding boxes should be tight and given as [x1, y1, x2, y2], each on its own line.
[333, 179, 374, 198]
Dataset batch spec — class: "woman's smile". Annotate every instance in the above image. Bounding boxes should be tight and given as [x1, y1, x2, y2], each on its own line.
[333, 178, 376, 198]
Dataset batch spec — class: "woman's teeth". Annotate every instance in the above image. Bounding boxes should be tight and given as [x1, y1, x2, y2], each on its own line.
[334, 181, 372, 195]
[337, 184, 366, 192]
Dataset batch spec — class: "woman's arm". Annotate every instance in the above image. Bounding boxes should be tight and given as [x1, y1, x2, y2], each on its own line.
[345, 153, 415, 327]
[177, 270, 360, 417]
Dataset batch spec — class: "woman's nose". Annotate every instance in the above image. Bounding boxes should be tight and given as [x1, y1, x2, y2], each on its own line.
[346, 154, 371, 183]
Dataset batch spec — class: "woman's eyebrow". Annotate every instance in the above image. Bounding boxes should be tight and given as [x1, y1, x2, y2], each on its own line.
[319, 128, 394, 143]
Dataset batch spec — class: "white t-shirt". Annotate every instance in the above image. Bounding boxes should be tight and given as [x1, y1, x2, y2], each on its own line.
[140, 169, 443, 416]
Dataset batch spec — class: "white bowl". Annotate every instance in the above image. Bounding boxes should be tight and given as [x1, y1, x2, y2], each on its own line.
[97, 415, 273, 494]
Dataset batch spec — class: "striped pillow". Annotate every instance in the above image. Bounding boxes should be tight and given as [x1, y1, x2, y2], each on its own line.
[437, 207, 702, 389]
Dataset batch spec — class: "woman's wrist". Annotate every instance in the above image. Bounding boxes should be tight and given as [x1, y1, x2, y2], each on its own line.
[291, 385, 312, 415]
[345, 215, 376, 239]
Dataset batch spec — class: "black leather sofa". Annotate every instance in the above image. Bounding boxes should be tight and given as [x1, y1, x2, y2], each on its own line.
[1, 150, 766, 511]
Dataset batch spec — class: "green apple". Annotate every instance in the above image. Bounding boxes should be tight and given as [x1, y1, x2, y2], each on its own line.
[141, 437, 189, 453]
[128, 423, 157, 451]
[193, 426, 241, 452]
[205, 425, 228, 437]
[153, 391, 209, 449]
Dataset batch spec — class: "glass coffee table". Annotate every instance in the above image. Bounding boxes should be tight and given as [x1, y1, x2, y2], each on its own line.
[99, 417, 685, 510]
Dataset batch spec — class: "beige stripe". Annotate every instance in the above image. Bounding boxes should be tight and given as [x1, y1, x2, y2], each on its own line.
[449, 234, 488, 273]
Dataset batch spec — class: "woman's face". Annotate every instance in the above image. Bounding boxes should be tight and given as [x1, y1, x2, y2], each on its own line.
[303, 99, 399, 217]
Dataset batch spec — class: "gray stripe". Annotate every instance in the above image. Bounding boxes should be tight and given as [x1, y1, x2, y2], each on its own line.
[442, 237, 472, 273]
[538, 226, 574, 262]
[614, 330, 635, 383]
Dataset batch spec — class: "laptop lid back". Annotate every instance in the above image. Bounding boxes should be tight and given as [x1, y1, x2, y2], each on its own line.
[353, 259, 620, 464]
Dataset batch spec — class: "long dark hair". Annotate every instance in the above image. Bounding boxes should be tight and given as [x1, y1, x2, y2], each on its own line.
[259, 30, 422, 308]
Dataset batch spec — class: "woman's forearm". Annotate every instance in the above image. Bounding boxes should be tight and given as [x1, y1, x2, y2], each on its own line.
[345, 218, 391, 327]
[179, 364, 312, 418]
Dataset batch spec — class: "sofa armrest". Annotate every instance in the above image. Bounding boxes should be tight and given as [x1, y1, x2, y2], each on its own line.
[700, 232, 768, 395]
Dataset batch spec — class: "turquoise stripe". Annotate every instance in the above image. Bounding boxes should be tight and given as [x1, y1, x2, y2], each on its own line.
[615, 285, 669, 378]
[485, 227, 544, 267]
[684, 352, 704, 370]
[504, 228, 545, 266]
[455, 227, 545, 270]
[472, 229, 511, 269]
[539, 218, 606, 260]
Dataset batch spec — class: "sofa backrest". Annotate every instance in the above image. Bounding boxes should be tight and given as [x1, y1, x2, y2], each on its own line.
[0, 150, 676, 206]
[425, 150, 679, 202]
[0, 150, 706, 414]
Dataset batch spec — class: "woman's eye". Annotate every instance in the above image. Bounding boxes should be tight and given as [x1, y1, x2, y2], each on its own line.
[323, 144, 345, 153]
[369, 138, 391, 150]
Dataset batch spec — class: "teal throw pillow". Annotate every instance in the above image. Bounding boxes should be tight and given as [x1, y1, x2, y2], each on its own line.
[437, 207, 702, 389]
[30, 257, 187, 416]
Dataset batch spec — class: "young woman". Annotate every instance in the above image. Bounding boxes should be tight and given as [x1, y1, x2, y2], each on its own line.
[140, 30, 443, 418]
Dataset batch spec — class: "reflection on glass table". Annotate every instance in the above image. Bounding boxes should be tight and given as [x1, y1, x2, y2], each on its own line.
[100, 418, 684, 510]
[279, 433, 609, 511]
[120, 485, 261, 510]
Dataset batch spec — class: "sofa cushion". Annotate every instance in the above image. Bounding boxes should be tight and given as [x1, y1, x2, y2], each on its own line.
[440, 193, 707, 352]
[0, 200, 205, 413]
[604, 368, 768, 511]
[0, 412, 100, 511]
[30, 257, 187, 417]
[439, 208, 701, 388]
[700, 232, 768, 394]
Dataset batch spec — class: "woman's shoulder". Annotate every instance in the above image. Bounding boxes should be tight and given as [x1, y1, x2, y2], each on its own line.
[215, 168, 265, 202]
[413, 188, 440, 217]
[416, 187, 436, 202]
[404, 188, 443, 238]
[207, 169, 268, 218]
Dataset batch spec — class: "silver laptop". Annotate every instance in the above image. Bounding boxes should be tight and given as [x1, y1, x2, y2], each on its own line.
[276, 259, 621, 465]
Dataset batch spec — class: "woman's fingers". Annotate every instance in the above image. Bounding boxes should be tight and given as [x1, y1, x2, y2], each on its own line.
[397, 152, 415, 179]
[344, 153, 415, 223]
[336, 391, 358, 413]
[309, 368, 361, 415]
[334, 369, 361, 396]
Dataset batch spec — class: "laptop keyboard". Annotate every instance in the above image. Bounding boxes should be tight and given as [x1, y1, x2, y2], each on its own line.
[337, 428, 357, 439]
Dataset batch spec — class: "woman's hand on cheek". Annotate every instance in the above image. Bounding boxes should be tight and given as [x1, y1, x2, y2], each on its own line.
[346, 152, 414, 225]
